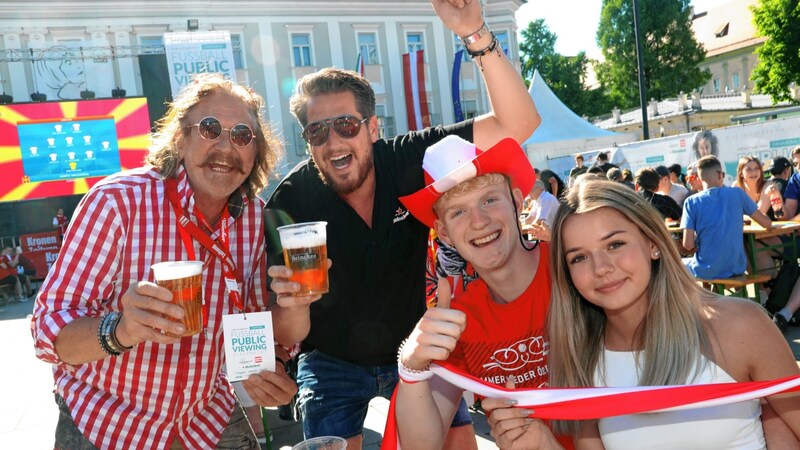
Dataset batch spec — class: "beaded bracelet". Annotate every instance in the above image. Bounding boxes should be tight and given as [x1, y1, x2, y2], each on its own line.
[109, 312, 133, 353]
[97, 313, 118, 356]
[396, 339, 433, 383]
[97, 312, 133, 356]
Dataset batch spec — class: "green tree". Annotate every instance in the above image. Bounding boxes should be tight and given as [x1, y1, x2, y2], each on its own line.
[519, 20, 612, 117]
[751, 0, 800, 104]
[519, 19, 558, 85]
[596, 0, 710, 109]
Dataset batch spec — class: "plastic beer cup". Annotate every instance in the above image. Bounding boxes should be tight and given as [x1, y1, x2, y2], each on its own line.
[277, 221, 329, 296]
[151, 261, 204, 336]
[292, 436, 347, 450]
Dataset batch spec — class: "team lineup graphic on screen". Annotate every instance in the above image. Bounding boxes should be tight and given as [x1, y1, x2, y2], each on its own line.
[0, 97, 151, 201]
[18, 116, 121, 182]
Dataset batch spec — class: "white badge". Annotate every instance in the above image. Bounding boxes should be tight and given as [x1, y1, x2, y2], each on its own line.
[225, 277, 240, 293]
[222, 311, 275, 382]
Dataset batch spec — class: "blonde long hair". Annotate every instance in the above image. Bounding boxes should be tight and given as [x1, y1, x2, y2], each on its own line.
[548, 179, 710, 434]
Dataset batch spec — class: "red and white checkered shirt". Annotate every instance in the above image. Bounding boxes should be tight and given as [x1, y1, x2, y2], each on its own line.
[31, 165, 269, 450]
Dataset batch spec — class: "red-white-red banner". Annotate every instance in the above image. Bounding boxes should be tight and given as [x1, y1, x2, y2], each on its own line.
[402, 50, 431, 131]
[380, 361, 800, 449]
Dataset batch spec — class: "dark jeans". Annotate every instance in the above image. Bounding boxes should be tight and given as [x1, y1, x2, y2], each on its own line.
[54, 393, 258, 449]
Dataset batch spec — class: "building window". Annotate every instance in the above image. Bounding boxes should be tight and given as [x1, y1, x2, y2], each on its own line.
[495, 31, 510, 55]
[462, 100, 478, 119]
[406, 32, 424, 53]
[230, 34, 244, 70]
[139, 36, 164, 54]
[291, 34, 313, 67]
[358, 32, 379, 64]
[732, 72, 740, 91]
[713, 78, 721, 93]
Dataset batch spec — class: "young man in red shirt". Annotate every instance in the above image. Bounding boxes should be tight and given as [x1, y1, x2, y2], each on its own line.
[394, 135, 571, 449]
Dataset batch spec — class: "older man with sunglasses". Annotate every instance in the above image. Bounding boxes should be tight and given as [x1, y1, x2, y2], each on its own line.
[32, 73, 312, 450]
[264, 1, 540, 449]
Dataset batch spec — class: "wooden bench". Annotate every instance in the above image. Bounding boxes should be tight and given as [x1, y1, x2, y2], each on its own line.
[699, 273, 774, 300]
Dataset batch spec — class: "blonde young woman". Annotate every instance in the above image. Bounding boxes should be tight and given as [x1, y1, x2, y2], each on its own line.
[732, 155, 783, 282]
[484, 180, 800, 449]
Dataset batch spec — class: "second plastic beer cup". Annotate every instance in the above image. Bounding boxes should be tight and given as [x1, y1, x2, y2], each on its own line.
[151, 261, 204, 336]
[277, 221, 329, 296]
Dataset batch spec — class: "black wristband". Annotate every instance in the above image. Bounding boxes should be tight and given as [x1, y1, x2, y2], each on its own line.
[97, 313, 120, 356]
[467, 33, 498, 58]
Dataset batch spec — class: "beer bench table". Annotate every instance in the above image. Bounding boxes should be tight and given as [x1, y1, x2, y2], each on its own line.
[698, 273, 774, 299]
[665, 221, 800, 300]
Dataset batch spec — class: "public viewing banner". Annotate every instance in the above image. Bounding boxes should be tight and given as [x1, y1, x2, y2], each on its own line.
[576, 116, 800, 185]
[19, 230, 61, 278]
[164, 31, 237, 97]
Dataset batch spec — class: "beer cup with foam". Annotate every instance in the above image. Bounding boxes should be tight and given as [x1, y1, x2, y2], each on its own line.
[151, 261, 204, 336]
[277, 221, 329, 296]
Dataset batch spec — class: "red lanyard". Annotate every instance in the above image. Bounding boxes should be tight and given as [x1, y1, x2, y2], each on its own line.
[165, 178, 243, 329]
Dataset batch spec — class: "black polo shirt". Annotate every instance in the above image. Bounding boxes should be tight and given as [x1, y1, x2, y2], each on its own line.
[265, 121, 473, 366]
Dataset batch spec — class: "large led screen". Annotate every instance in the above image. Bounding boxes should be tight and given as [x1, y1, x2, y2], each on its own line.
[17, 115, 121, 182]
[0, 97, 151, 201]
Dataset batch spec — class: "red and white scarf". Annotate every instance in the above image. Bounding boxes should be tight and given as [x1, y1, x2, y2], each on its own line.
[381, 361, 800, 449]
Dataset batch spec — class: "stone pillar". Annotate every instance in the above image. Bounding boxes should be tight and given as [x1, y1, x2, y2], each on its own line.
[80, 27, 109, 97]
[110, 27, 136, 96]
[0, 29, 28, 100]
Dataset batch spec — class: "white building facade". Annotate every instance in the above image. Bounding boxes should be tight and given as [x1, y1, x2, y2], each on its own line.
[0, 0, 525, 173]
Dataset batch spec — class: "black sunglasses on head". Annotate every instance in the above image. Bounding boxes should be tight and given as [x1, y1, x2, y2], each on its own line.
[302, 115, 370, 147]
[186, 116, 254, 147]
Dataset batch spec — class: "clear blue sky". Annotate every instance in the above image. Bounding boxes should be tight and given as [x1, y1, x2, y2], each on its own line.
[515, 0, 733, 59]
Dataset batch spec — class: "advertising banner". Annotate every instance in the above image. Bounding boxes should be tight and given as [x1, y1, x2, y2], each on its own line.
[164, 31, 237, 97]
[19, 230, 61, 277]
[587, 116, 800, 184]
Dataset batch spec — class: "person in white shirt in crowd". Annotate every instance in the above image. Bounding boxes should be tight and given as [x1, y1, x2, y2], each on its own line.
[655, 165, 689, 206]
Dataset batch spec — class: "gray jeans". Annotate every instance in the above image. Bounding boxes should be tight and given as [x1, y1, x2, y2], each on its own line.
[54, 393, 259, 449]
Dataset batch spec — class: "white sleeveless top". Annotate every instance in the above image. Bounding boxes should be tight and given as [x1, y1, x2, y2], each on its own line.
[594, 349, 766, 449]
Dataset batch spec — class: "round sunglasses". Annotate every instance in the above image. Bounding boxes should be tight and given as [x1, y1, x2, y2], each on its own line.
[186, 116, 255, 147]
[302, 115, 370, 147]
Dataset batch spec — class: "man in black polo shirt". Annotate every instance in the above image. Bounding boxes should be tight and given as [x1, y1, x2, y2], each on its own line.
[264, 2, 540, 448]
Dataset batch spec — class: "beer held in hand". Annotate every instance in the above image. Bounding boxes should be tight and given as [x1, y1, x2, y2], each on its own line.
[151, 261, 204, 336]
[277, 221, 329, 296]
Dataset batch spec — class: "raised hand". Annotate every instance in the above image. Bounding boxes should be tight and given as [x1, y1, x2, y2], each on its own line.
[400, 277, 466, 370]
[430, 0, 484, 37]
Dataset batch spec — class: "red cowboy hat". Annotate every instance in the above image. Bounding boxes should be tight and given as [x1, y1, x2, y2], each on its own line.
[400, 135, 536, 228]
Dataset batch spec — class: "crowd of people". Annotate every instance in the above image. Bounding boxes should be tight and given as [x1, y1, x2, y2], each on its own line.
[22, 0, 800, 449]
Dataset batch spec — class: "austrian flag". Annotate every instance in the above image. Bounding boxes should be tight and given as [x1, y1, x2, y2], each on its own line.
[402, 50, 431, 131]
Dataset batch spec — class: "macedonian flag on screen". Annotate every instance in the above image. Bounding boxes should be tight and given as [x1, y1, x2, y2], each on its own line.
[0, 97, 151, 201]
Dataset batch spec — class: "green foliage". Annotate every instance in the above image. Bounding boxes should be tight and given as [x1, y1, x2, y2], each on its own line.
[519, 19, 613, 117]
[751, 0, 800, 104]
[520, 19, 558, 85]
[596, 0, 710, 109]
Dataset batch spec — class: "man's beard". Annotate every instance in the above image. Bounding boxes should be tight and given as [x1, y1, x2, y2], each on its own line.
[316, 152, 375, 195]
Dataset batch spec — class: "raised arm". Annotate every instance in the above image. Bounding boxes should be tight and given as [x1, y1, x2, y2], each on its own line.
[396, 281, 467, 449]
[431, 0, 540, 147]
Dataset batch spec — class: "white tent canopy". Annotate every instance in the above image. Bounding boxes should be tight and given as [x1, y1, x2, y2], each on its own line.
[522, 70, 636, 171]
